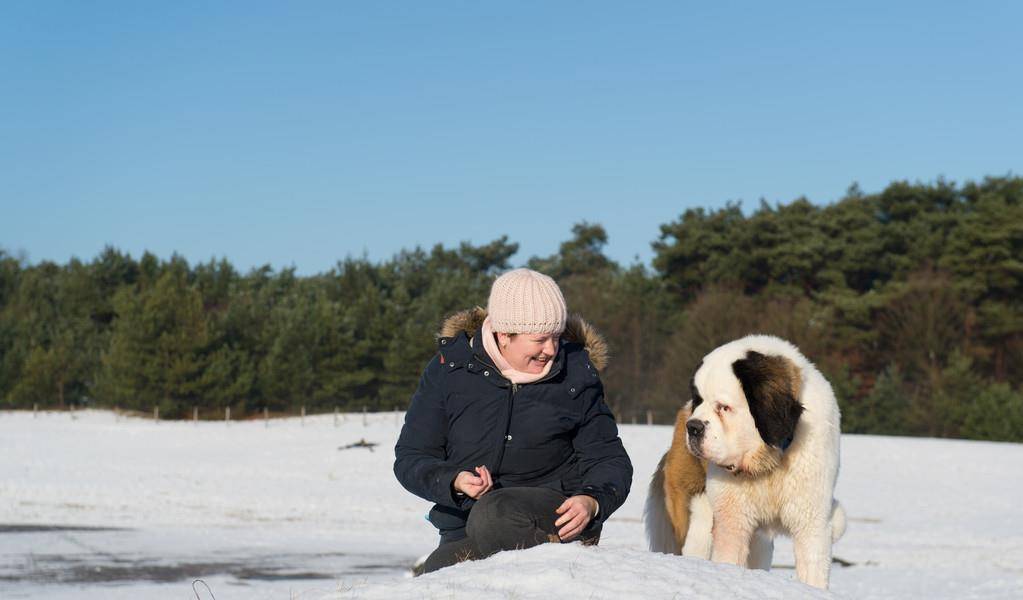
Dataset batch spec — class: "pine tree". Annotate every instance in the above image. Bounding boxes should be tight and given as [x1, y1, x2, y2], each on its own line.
[97, 270, 208, 416]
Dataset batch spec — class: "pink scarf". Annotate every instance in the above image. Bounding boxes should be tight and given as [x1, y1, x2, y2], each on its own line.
[479, 317, 555, 384]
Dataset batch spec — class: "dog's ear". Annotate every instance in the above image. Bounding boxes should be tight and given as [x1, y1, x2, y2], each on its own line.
[731, 351, 804, 448]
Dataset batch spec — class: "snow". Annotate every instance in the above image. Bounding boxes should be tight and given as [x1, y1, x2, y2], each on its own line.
[1, 409, 1022, 599]
[346, 544, 831, 600]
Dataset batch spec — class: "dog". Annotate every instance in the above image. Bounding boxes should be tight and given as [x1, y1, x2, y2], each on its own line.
[645, 335, 846, 589]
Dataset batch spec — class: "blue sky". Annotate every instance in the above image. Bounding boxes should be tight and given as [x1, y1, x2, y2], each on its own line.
[2, 1, 1021, 274]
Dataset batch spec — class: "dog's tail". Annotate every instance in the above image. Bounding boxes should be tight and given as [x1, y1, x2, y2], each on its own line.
[644, 451, 681, 554]
[831, 499, 847, 543]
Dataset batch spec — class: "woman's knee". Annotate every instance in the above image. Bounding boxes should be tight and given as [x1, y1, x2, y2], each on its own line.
[466, 488, 566, 541]
[466, 489, 515, 537]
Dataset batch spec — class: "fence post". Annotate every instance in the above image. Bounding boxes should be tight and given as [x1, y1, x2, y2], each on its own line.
[647, 410, 653, 426]
[193, 406, 198, 424]
[301, 405, 306, 427]
[154, 406, 159, 422]
[225, 406, 231, 425]
[264, 406, 269, 428]
[363, 406, 367, 427]
[33, 403, 38, 418]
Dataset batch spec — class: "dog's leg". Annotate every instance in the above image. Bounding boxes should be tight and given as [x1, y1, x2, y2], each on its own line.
[681, 492, 713, 558]
[710, 504, 754, 567]
[747, 529, 774, 571]
[792, 526, 832, 589]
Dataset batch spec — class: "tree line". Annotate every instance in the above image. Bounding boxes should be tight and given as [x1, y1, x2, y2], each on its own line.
[1, 175, 1021, 441]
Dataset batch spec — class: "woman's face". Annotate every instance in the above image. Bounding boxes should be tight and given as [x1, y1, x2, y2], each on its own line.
[497, 332, 559, 374]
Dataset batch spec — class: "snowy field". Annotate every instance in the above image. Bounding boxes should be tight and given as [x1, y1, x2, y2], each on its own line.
[1, 410, 1021, 599]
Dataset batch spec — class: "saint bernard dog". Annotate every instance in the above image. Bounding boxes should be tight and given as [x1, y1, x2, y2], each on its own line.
[645, 335, 846, 589]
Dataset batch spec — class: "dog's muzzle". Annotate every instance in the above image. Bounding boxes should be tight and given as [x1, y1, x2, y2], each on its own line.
[685, 419, 706, 456]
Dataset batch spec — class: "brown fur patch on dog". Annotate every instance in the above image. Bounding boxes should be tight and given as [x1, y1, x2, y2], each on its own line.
[661, 406, 707, 549]
[438, 306, 609, 371]
[738, 444, 783, 477]
[731, 351, 804, 450]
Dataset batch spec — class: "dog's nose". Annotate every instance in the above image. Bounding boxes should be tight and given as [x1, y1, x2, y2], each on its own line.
[686, 420, 705, 438]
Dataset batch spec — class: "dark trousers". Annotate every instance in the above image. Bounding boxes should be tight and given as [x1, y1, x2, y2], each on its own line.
[419, 487, 601, 575]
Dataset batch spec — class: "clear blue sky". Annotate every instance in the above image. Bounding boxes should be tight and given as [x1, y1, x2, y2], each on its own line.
[2, 1, 1020, 274]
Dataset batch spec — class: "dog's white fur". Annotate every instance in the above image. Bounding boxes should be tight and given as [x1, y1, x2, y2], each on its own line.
[646, 335, 846, 589]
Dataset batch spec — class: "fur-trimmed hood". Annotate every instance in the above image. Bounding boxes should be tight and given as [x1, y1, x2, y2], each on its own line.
[438, 306, 609, 371]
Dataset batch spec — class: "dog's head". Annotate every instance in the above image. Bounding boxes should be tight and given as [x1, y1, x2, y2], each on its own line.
[685, 347, 804, 477]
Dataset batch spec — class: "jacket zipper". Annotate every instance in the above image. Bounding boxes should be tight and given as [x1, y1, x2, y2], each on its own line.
[492, 382, 518, 475]
[469, 340, 565, 477]
[491, 365, 563, 476]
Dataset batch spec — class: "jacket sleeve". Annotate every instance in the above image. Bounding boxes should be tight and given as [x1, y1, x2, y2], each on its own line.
[572, 379, 633, 523]
[393, 355, 468, 510]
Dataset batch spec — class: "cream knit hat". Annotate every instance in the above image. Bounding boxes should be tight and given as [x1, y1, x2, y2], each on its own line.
[487, 268, 567, 334]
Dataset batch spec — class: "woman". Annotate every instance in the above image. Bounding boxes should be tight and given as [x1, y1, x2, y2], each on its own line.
[394, 268, 633, 574]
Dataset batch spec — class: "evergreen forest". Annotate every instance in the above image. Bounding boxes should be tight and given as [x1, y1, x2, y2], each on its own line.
[2, 176, 1021, 441]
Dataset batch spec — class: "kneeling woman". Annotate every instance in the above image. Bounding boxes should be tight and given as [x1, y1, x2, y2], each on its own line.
[394, 268, 633, 574]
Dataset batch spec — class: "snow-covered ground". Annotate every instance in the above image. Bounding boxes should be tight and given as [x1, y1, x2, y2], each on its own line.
[1, 409, 1021, 599]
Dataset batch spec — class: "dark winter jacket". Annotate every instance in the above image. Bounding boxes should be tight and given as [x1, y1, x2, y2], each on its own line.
[394, 307, 633, 542]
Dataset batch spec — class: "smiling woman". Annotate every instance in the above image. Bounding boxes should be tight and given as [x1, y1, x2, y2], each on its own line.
[478, 270, 565, 381]
[393, 268, 633, 575]
[500, 332, 558, 371]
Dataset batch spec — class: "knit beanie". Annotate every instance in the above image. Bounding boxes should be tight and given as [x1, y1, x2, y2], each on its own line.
[487, 268, 567, 334]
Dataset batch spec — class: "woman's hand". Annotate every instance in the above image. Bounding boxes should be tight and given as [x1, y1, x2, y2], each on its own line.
[554, 494, 598, 541]
[453, 465, 493, 499]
